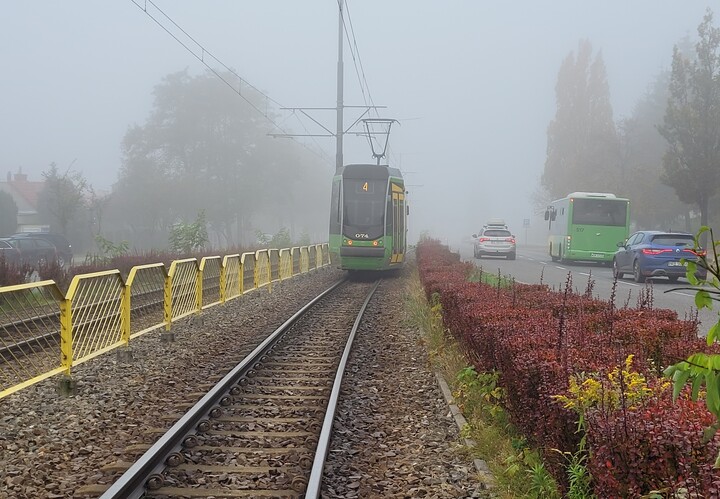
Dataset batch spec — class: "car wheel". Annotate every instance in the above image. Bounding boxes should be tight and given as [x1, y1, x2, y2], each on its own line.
[612, 259, 624, 280]
[667, 276, 679, 283]
[507, 252, 516, 260]
[633, 261, 646, 283]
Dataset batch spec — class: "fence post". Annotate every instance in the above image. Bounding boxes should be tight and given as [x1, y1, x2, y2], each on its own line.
[121, 281, 131, 345]
[220, 258, 227, 303]
[196, 260, 204, 313]
[59, 295, 73, 376]
[164, 272, 173, 331]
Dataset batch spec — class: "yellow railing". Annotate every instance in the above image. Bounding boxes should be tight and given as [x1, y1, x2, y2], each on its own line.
[0, 243, 330, 399]
[64, 270, 125, 370]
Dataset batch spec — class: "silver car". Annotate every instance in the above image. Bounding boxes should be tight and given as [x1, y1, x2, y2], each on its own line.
[472, 227, 516, 260]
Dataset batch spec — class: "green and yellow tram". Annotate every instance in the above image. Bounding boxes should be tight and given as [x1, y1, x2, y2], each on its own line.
[329, 163, 408, 271]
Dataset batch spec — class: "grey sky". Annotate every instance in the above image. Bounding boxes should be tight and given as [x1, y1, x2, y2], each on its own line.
[1, 1, 714, 245]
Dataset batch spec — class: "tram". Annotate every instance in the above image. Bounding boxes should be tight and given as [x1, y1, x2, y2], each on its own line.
[329, 163, 408, 271]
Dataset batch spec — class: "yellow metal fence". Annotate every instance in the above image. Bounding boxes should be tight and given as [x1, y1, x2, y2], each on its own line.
[0, 244, 330, 399]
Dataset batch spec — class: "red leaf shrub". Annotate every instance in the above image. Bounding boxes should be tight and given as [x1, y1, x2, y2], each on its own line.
[415, 240, 720, 494]
[0, 256, 28, 286]
[587, 390, 720, 497]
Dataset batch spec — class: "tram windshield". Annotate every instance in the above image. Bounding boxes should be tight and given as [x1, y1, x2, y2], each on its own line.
[343, 179, 386, 227]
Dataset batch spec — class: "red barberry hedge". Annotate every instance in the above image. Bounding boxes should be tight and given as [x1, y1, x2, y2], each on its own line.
[416, 239, 720, 494]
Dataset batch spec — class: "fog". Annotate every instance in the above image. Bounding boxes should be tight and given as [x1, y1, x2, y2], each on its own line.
[1, 1, 714, 248]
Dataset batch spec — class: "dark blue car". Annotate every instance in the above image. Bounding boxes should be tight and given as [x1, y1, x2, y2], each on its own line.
[612, 231, 707, 283]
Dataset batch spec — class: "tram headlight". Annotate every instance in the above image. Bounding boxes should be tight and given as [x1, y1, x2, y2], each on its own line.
[347, 239, 353, 246]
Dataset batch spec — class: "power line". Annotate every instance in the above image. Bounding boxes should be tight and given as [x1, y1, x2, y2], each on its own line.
[339, 0, 369, 108]
[343, 0, 377, 115]
[340, 0, 400, 166]
[130, 0, 332, 166]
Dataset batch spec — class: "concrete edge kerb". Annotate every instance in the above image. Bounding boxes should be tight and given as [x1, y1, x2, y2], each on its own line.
[435, 372, 497, 489]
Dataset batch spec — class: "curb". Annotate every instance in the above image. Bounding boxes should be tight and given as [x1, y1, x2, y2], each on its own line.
[435, 372, 497, 490]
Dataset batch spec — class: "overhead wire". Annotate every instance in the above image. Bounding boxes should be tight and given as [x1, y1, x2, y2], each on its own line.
[130, 0, 332, 166]
[343, 0, 376, 114]
[342, 0, 400, 167]
[339, 1, 377, 157]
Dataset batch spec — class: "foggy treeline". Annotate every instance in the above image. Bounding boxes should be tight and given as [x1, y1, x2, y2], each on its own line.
[540, 9, 720, 234]
[110, 69, 330, 250]
[1, 69, 332, 255]
[4, 9, 720, 255]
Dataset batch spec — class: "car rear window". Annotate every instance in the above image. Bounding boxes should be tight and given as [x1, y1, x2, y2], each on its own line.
[483, 230, 511, 237]
[650, 235, 694, 247]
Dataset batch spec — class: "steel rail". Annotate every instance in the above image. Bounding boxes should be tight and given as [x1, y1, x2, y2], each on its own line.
[304, 279, 380, 498]
[99, 276, 347, 499]
[0, 285, 168, 361]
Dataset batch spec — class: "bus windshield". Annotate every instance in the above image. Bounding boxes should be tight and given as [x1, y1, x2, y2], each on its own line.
[571, 198, 627, 227]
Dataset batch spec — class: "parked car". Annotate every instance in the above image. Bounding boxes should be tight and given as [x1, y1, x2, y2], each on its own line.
[472, 226, 516, 260]
[3, 236, 58, 268]
[612, 231, 707, 283]
[0, 239, 22, 266]
[11, 232, 73, 267]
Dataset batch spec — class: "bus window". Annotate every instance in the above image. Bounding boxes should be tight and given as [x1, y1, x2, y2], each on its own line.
[572, 199, 627, 226]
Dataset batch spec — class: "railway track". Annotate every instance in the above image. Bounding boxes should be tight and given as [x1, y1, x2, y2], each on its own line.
[0, 287, 164, 366]
[96, 277, 380, 499]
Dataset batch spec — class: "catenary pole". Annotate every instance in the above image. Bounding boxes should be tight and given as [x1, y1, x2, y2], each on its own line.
[336, 1, 344, 173]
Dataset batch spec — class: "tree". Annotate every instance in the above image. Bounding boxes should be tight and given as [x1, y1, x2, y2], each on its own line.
[618, 70, 692, 230]
[86, 187, 112, 236]
[113, 68, 332, 250]
[0, 191, 18, 236]
[659, 9, 720, 233]
[38, 162, 88, 236]
[269, 227, 292, 249]
[115, 70, 274, 247]
[169, 210, 209, 255]
[542, 40, 620, 199]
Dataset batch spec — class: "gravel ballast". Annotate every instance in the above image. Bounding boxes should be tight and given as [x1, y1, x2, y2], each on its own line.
[0, 267, 492, 498]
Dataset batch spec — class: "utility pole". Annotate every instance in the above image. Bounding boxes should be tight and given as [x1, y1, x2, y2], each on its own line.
[268, 3, 384, 165]
[336, 2, 344, 173]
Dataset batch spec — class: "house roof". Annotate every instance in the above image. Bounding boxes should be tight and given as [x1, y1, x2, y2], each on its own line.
[0, 172, 45, 212]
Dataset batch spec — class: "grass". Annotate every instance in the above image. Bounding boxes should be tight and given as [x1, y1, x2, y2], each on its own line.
[404, 263, 562, 498]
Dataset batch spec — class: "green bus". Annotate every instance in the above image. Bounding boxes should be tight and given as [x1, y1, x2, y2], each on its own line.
[544, 192, 630, 264]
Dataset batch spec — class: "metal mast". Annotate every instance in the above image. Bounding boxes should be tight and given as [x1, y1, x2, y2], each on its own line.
[268, 3, 384, 166]
[335, 2, 344, 172]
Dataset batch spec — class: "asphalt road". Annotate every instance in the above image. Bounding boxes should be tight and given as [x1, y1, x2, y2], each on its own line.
[457, 241, 718, 338]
